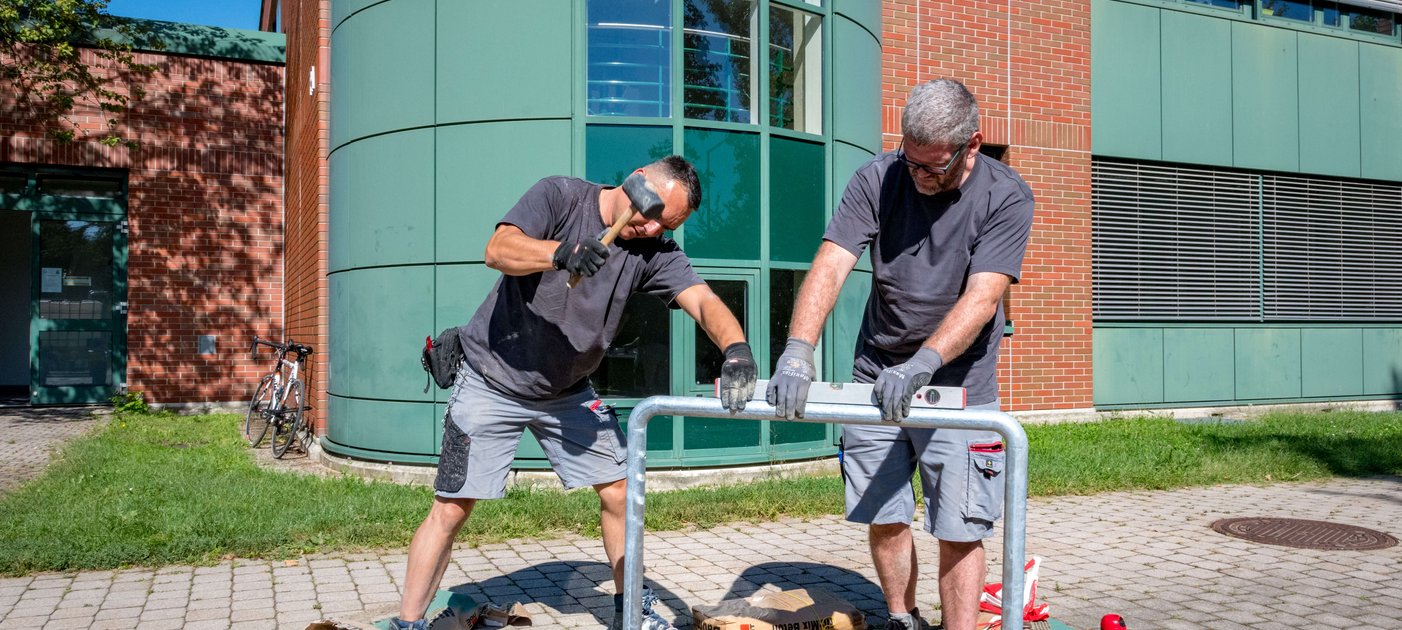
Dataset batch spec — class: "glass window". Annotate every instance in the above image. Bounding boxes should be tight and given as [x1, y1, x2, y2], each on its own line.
[38, 220, 114, 321]
[37, 176, 123, 199]
[1261, 0, 1312, 21]
[694, 279, 747, 385]
[1184, 0, 1242, 9]
[593, 294, 671, 397]
[768, 136, 825, 263]
[1345, 7, 1395, 34]
[768, 269, 806, 374]
[0, 173, 27, 195]
[684, 0, 756, 123]
[586, 124, 674, 186]
[683, 128, 761, 260]
[39, 331, 111, 387]
[768, 6, 821, 132]
[588, 0, 672, 117]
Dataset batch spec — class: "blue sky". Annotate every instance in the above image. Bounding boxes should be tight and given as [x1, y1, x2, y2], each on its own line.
[105, 0, 262, 30]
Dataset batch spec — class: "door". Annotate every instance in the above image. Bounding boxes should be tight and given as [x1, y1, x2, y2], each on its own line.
[30, 216, 128, 404]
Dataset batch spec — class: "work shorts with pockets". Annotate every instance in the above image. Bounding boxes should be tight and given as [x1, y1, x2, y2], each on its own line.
[433, 362, 628, 499]
[841, 400, 1006, 542]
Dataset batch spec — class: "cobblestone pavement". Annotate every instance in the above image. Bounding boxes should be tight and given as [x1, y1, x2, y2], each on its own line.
[1, 409, 1399, 629]
[0, 407, 101, 495]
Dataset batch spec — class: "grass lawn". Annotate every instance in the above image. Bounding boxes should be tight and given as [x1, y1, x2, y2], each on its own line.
[0, 409, 1399, 574]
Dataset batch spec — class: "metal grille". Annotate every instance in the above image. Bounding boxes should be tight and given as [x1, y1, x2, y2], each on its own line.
[1263, 174, 1402, 320]
[1092, 160, 1260, 320]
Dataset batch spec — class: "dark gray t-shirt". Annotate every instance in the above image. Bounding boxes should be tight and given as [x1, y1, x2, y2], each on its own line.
[463, 176, 704, 400]
[824, 152, 1034, 405]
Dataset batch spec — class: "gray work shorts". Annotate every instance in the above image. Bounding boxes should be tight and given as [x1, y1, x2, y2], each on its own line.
[433, 362, 627, 498]
[841, 400, 1006, 542]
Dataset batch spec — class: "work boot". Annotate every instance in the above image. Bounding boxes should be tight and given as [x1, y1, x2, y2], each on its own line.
[880, 607, 927, 630]
[386, 617, 428, 630]
[609, 586, 678, 630]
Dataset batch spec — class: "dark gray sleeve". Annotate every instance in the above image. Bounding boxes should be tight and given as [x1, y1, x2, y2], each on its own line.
[638, 241, 704, 307]
[821, 161, 882, 259]
[498, 177, 565, 239]
[969, 184, 1034, 282]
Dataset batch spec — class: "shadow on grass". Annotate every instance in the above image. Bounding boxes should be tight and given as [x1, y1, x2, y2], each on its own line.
[1200, 429, 1402, 479]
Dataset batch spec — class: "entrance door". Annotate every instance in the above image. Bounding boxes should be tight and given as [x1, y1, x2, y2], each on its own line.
[30, 217, 127, 404]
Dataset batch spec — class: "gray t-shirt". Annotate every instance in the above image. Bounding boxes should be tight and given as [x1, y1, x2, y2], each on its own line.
[824, 152, 1034, 405]
[463, 176, 704, 400]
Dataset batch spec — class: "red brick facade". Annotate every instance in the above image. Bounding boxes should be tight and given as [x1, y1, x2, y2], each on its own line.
[0, 47, 285, 404]
[281, 0, 332, 432]
[881, 0, 1093, 411]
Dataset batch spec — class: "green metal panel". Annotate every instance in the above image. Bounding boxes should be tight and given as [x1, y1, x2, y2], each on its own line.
[584, 125, 674, 186]
[331, 0, 385, 31]
[326, 395, 437, 457]
[1090, 0, 1161, 160]
[328, 149, 350, 274]
[684, 417, 762, 450]
[435, 121, 572, 264]
[829, 268, 870, 380]
[1162, 328, 1234, 402]
[683, 128, 761, 260]
[833, 0, 879, 40]
[433, 264, 502, 335]
[1092, 328, 1164, 405]
[331, 267, 435, 401]
[769, 136, 826, 263]
[831, 16, 881, 154]
[1360, 44, 1402, 182]
[1231, 23, 1299, 172]
[437, 0, 573, 125]
[1301, 328, 1363, 397]
[1298, 34, 1361, 178]
[329, 0, 435, 149]
[336, 129, 436, 269]
[1234, 328, 1301, 400]
[1361, 329, 1402, 395]
[1161, 10, 1233, 167]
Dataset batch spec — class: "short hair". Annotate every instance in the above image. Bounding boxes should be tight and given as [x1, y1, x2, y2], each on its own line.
[901, 78, 980, 147]
[646, 155, 702, 212]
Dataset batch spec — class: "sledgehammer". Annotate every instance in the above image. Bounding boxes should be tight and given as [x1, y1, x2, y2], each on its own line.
[567, 171, 666, 288]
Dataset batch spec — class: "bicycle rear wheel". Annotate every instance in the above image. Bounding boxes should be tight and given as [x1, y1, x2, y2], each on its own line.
[271, 380, 304, 459]
[243, 375, 276, 447]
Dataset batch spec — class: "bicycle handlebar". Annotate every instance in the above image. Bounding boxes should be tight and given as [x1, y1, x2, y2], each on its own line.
[250, 336, 315, 361]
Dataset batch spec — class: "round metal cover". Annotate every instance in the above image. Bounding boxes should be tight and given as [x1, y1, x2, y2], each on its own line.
[1211, 517, 1397, 551]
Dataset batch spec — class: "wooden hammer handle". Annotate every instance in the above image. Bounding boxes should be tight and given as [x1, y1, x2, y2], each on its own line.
[566, 206, 635, 288]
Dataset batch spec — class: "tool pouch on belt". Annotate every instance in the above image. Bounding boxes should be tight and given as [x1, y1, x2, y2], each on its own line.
[421, 326, 466, 393]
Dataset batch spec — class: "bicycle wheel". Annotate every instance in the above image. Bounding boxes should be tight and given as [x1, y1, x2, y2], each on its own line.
[243, 375, 276, 447]
[289, 381, 313, 454]
[271, 381, 304, 459]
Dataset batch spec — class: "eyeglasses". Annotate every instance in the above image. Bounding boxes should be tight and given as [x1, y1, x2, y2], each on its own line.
[897, 139, 969, 176]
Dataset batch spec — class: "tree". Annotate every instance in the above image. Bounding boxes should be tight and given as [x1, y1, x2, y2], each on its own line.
[0, 0, 158, 147]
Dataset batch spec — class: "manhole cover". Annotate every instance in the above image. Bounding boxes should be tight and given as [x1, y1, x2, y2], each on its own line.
[1211, 517, 1397, 551]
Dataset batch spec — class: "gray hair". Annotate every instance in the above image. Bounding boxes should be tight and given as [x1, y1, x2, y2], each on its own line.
[901, 78, 980, 146]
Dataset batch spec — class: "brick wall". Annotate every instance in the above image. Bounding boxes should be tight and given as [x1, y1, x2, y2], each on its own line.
[0, 47, 285, 404]
[281, 0, 332, 433]
[883, 0, 1093, 411]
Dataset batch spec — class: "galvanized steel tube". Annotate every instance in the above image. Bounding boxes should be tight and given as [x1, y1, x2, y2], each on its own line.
[622, 397, 1028, 630]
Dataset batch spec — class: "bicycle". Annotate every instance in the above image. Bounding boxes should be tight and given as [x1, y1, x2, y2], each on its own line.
[244, 336, 315, 458]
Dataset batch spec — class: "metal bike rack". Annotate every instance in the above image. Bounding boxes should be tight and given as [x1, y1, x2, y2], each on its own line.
[622, 396, 1029, 630]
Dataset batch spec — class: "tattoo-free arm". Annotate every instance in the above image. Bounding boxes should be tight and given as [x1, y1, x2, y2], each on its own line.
[922, 271, 1012, 362]
[484, 224, 558, 276]
[786, 241, 861, 345]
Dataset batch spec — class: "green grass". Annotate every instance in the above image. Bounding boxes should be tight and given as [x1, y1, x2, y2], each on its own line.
[0, 409, 1399, 574]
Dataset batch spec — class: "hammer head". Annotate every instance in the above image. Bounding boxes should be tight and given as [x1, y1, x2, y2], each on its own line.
[621, 172, 666, 222]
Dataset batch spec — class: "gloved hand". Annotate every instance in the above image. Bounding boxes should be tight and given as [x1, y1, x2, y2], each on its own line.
[719, 342, 757, 413]
[552, 238, 611, 277]
[766, 338, 815, 420]
[873, 347, 943, 422]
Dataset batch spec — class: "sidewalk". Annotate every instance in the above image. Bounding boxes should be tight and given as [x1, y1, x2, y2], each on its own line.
[1, 411, 1399, 629]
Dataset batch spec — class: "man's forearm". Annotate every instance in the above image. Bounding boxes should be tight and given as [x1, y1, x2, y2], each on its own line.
[922, 273, 1010, 364]
[787, 242, 859, 344]
[484, 227, 557, 276]
[697, 295, 746, 348]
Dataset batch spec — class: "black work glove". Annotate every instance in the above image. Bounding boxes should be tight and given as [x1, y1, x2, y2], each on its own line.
[552, 238, 611, 277]
[873, 347, 943, 422]
[719, 342, 757, 413]
[766, 338, 815, 420]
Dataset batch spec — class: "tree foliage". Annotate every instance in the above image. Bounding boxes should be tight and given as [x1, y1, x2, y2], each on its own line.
[0, 0, 159, 147]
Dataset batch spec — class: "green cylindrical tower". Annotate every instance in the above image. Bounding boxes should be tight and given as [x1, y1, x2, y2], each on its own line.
[325, 0, 880, 468]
